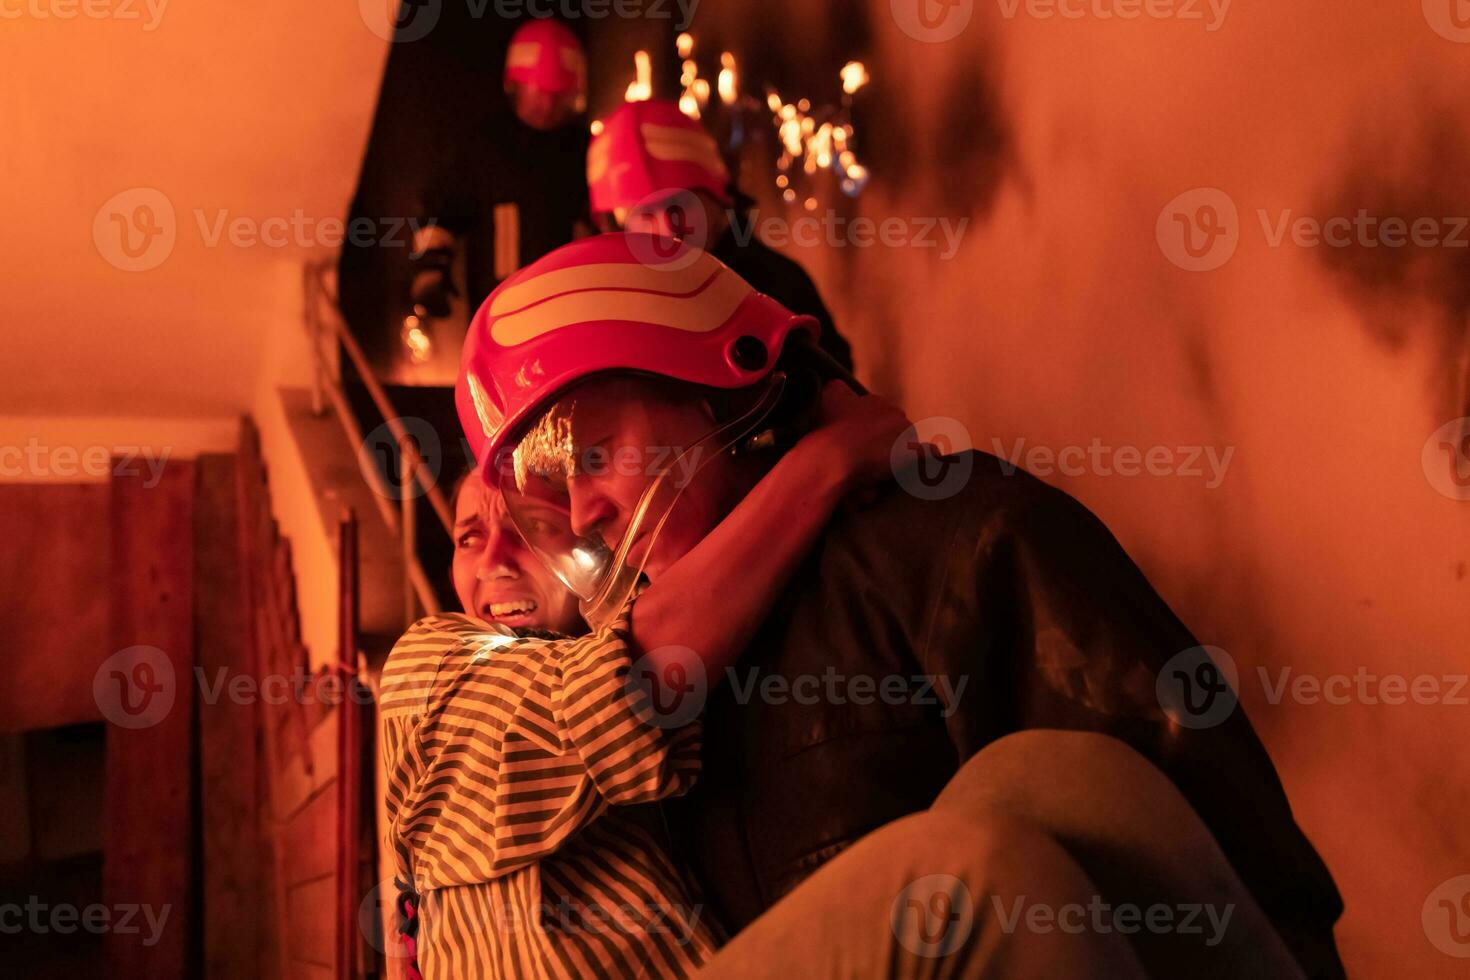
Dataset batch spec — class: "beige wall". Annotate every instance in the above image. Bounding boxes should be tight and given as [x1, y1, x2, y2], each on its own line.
[0, 5, 384, 419]
[2, 3, 386, 667]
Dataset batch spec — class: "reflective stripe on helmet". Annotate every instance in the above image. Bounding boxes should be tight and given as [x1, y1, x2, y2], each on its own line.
[490, 251, 728, 315]
[640, 123, 728, 178]
[489, 264, 751, 347]
[456, 233, 807, 474]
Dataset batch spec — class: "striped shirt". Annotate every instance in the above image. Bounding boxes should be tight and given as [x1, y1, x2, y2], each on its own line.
[380, 606, 721, 979]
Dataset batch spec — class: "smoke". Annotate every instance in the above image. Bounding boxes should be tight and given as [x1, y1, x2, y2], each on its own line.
[695, 0, 1470, 972]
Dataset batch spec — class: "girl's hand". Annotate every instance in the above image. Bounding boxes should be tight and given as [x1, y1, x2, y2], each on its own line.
[801, 381, 914, 495]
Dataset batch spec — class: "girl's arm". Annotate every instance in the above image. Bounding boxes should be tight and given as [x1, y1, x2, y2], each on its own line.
[380, 610, 703, 884]
[631, 383, 910, 682]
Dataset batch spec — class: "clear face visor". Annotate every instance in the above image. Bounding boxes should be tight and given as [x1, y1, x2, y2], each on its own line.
[492, 374, 785, 630]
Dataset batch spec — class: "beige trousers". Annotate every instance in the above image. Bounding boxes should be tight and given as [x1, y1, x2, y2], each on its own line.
[696, 731, 1306, 980]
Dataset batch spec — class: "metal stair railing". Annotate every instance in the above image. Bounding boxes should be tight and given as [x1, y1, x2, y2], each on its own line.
[302, 259, 448, 620]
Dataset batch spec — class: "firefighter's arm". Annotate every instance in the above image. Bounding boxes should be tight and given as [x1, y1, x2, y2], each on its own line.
[631, 383, 908, 684]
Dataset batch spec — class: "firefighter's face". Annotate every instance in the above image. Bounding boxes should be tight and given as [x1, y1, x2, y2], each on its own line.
[451, 472, 583, 634]
[622, 197, 698, 240]
[529, 379, 746, 581]
[600, 190, 728, 244]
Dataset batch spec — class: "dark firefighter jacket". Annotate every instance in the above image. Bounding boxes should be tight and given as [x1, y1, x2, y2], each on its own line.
[666, 450, 1345, 979]
[711, 232, 855, 374]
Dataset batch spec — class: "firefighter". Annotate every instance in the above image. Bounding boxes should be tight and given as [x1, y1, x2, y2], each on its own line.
[587, 99, 855, 373]
[454, 232, 1347, 978]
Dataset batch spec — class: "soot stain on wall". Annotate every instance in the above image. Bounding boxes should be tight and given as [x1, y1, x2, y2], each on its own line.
[1315, 94, 1470, 420]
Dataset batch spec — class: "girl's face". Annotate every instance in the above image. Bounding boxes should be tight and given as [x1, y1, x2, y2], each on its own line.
[451, 472, 584, 634]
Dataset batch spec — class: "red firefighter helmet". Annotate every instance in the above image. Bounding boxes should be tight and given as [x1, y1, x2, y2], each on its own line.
[503, 19, 586, 130]
[455, 233, 816, 627]
[587, 100, 733, 220]
[456, 232, 814, 472]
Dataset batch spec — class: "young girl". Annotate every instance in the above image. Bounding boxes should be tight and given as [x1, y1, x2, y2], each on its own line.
[380, 383, 908, 979]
